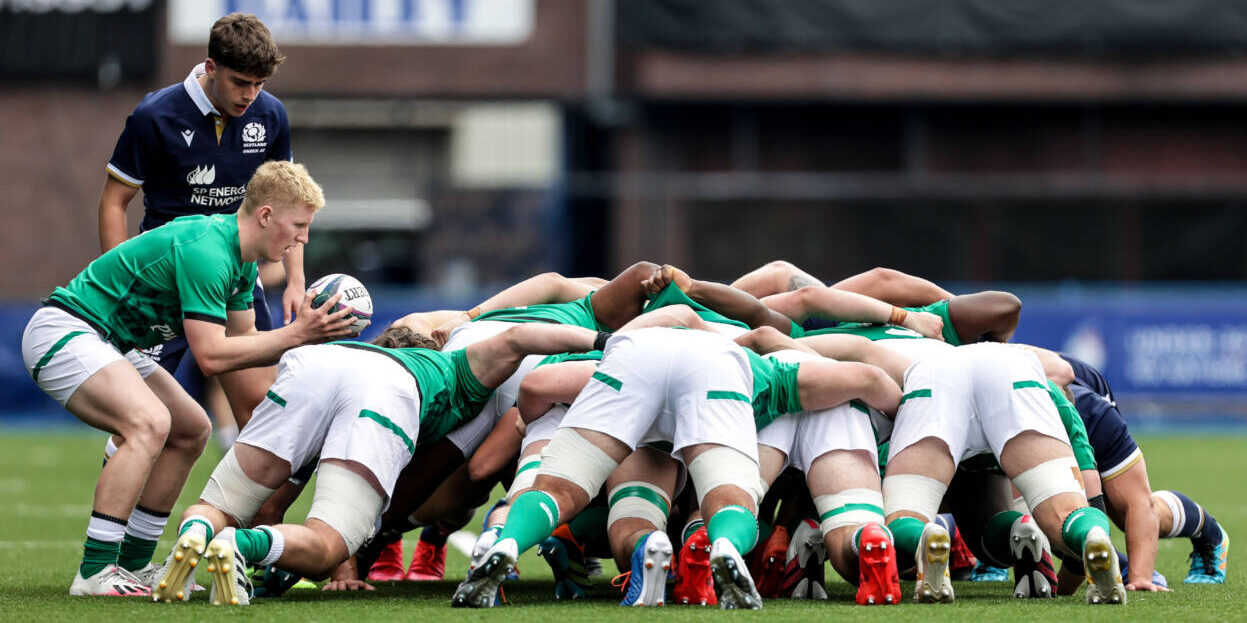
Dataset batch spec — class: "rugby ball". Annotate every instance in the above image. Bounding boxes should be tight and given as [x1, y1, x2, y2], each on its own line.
[309, 273, 373, 333]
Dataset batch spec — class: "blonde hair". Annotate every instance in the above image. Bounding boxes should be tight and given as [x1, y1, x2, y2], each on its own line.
[239, 161, 325, 215]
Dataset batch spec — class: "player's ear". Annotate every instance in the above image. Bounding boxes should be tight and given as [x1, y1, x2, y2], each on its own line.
[204, 57, 217, 77]
[256, 204, 273, 226]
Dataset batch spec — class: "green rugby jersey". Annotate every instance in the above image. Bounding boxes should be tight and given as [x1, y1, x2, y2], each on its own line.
[903, 300, 961, 345]
[335, 343, 494, 446]
[744, 350, 803, 431]
[643, 283, 751, 332]
[803, 300, 958, 345]
[474, 294, 607, 331]
[46, 214, 256, 352]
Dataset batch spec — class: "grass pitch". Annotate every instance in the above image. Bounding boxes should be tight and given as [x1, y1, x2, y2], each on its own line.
[0, 429, 1241, 622]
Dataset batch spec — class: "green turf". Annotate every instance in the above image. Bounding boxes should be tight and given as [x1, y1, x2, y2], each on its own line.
[0, 430, 1241, 622]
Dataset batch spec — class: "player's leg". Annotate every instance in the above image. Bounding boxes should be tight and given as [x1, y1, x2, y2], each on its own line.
[217, 365, 275, 429]
[882, 438, 957, 604]
[684, 442, 766, 610]
[806, 448, 897, 605]
[121, 365, 212, 582]
[1153, 489, 1229, 583]
[731, 260, 823, 298]
[605, 448, 679, 606]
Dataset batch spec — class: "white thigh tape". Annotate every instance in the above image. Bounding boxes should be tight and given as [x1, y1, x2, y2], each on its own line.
[881, 474, 947, 521]
[687, 446, 763, 506]
[305, 463, 384, 556]
[539, 428, 618, 499]
[1013, 456, 1082, 511]
[607, 481, 671, 530]
[814, 488, 884, 535]
[200, 446, 276, 528]
[508, 455, 542, 498]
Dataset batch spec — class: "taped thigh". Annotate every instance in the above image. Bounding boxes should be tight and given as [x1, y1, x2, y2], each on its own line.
[538, 428, 619, 499]
[686, 446, 764, 506]
[200, 446, 277, 528]
[305, 462, 385, 556]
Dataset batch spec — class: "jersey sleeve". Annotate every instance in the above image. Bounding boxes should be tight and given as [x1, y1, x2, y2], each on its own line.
[173, 240, 234, 324]
[226, 264, 259, 312]
[268, 100, 293, 162]
[1047, 381, 1097, 472]
[106, 102, 159, 188]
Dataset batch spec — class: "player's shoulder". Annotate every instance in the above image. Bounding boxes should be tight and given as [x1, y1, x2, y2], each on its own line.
[131, 82, 195, 120]
[248, 90, 289, 119]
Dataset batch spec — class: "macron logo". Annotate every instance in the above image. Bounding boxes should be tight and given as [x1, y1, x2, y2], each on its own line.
[186, 164, 216, 185]
[181, 129, 194, 146]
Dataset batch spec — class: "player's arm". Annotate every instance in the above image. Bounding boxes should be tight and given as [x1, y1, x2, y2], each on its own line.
[393, 310, 465, 337]
[584, 261, 661, 330]
[98, 176, 139, 252]
[432, 272, 596, 343]
[515, 361, 596, 423]
[797, 359, 903, 418]
[184, 291, 356, 376]
[279, 244, 306, 325]
[762, 286, 945, 340]
[1013, 344, 1075, 386]
[1104, 460, 1167, 591]
[831, 267, 954, 307]
[465, 324, 599, 388]
[466, 408, 526, 483]
[797, 333, 911, 387]
[734, 326, 819, 356]
[644, 265, 794, 333]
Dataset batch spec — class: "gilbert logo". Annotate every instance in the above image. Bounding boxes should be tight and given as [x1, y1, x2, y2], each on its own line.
[186, 164, 216, 185]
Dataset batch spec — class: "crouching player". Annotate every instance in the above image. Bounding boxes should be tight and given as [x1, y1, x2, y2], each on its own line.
[150, 322, 604, 605]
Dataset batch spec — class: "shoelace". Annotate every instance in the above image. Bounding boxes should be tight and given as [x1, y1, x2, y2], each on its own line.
[1190, 549, 1218, 575]
[113, 565, 152, 592]
[611, 571, 632, 593]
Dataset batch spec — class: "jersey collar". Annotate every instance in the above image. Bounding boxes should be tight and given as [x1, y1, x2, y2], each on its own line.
[183, 63, 221, 117]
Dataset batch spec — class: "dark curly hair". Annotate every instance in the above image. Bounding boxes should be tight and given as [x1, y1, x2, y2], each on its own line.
[371, 325, 439, 350]
[209, 13, 285, 78]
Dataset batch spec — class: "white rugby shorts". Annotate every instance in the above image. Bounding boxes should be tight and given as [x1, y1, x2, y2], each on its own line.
[238, 344, 421, 500]
[558, 327, 759, 463]
[21, 306, 157, 405]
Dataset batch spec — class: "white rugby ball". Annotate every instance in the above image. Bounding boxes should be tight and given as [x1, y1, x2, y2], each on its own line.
[310, 273, 373, 333]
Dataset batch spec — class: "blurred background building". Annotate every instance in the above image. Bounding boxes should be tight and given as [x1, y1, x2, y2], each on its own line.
[5, 0, 1247, 423]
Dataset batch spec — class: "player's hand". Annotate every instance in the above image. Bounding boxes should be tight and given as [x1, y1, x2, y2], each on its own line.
[1125, 579, 1170, 592]
[293, 289, 358, 343]
[322, 579, 375, 592]
[642, 265, 692, 295]
[902, 311, 945, 341]
[281, 281, 304, 325]
[432, 313, 472, 348]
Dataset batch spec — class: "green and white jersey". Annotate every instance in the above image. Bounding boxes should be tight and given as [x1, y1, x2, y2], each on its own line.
[643, 283, 752, 332]
[905, 300, 961, 345]
[335, 343, 494, 445]
[45, 214, 256, 352]
[536, 350, 604, 367]
[474, 294, 607, 331]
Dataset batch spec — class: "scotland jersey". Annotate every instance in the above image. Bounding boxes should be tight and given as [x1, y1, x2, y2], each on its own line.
[106, 63, 292, 232]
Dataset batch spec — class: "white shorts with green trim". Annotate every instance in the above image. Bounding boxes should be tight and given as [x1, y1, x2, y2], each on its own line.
[21, 306, 157, 405]
[238, 344, 421, 501]
[442, 320, 543, 457]
[558, 327, 759, 463]
[889, 343, 1068, 467]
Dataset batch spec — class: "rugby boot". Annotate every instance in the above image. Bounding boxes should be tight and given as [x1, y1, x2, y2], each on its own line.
[949, 525, 978, 580]
[406, 539, 447, 581]
[673, 526, 716, 605]
[1083, 526, 1127, 605]
[1008, 515, 1056, 598]
[71, 564, 150, 597]
[366, 539, 406, 581]
[781, 519, 827, 600]
[1185, 528, 1229, 584]
[150, 531, 205, 601]
[751, 525, 789, 598]
[538, 525, 592, 599]
[710, 537, 763, 610]
[855, 523, 901, 605]
[616, 531, 673, 606]
[138, 560, 201, 600]
[913, 522, 954, 604]
[204, 528, 252, 605]
[970, 560, 1010, 582]
[452, 538, 517, 608]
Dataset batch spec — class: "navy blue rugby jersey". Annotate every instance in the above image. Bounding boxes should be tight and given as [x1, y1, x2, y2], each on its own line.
[1060, 352, 1114, 402]
[107, 63, 292, 232]
[1069, 382, 1141, 482]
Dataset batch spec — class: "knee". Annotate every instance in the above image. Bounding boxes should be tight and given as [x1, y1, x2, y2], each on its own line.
[167, 408, 212, 454]
[863, 266, 901, 285]
[121, 403, 172, 450]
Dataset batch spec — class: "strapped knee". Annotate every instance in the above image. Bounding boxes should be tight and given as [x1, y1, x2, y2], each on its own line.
[687, 447, 763, 507]
[607, 481, 671, 531]
[508, 454, 543, 497]
[1013, 456, 1082, 511]
[814, 488, 884, 536]
[305, 463, 384, 556]
[200, 446, 276, 528]
[539, 428, 618, 500]
[881, 474, 946, 521]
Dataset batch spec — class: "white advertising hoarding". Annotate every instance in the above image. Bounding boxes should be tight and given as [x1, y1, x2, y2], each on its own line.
[169, 0, 533, 45]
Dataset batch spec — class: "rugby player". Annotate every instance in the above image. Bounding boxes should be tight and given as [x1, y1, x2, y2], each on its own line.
[150, 322, 605, 605]
[21, 161, 348, 596]
[98, 13, 296, 433]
